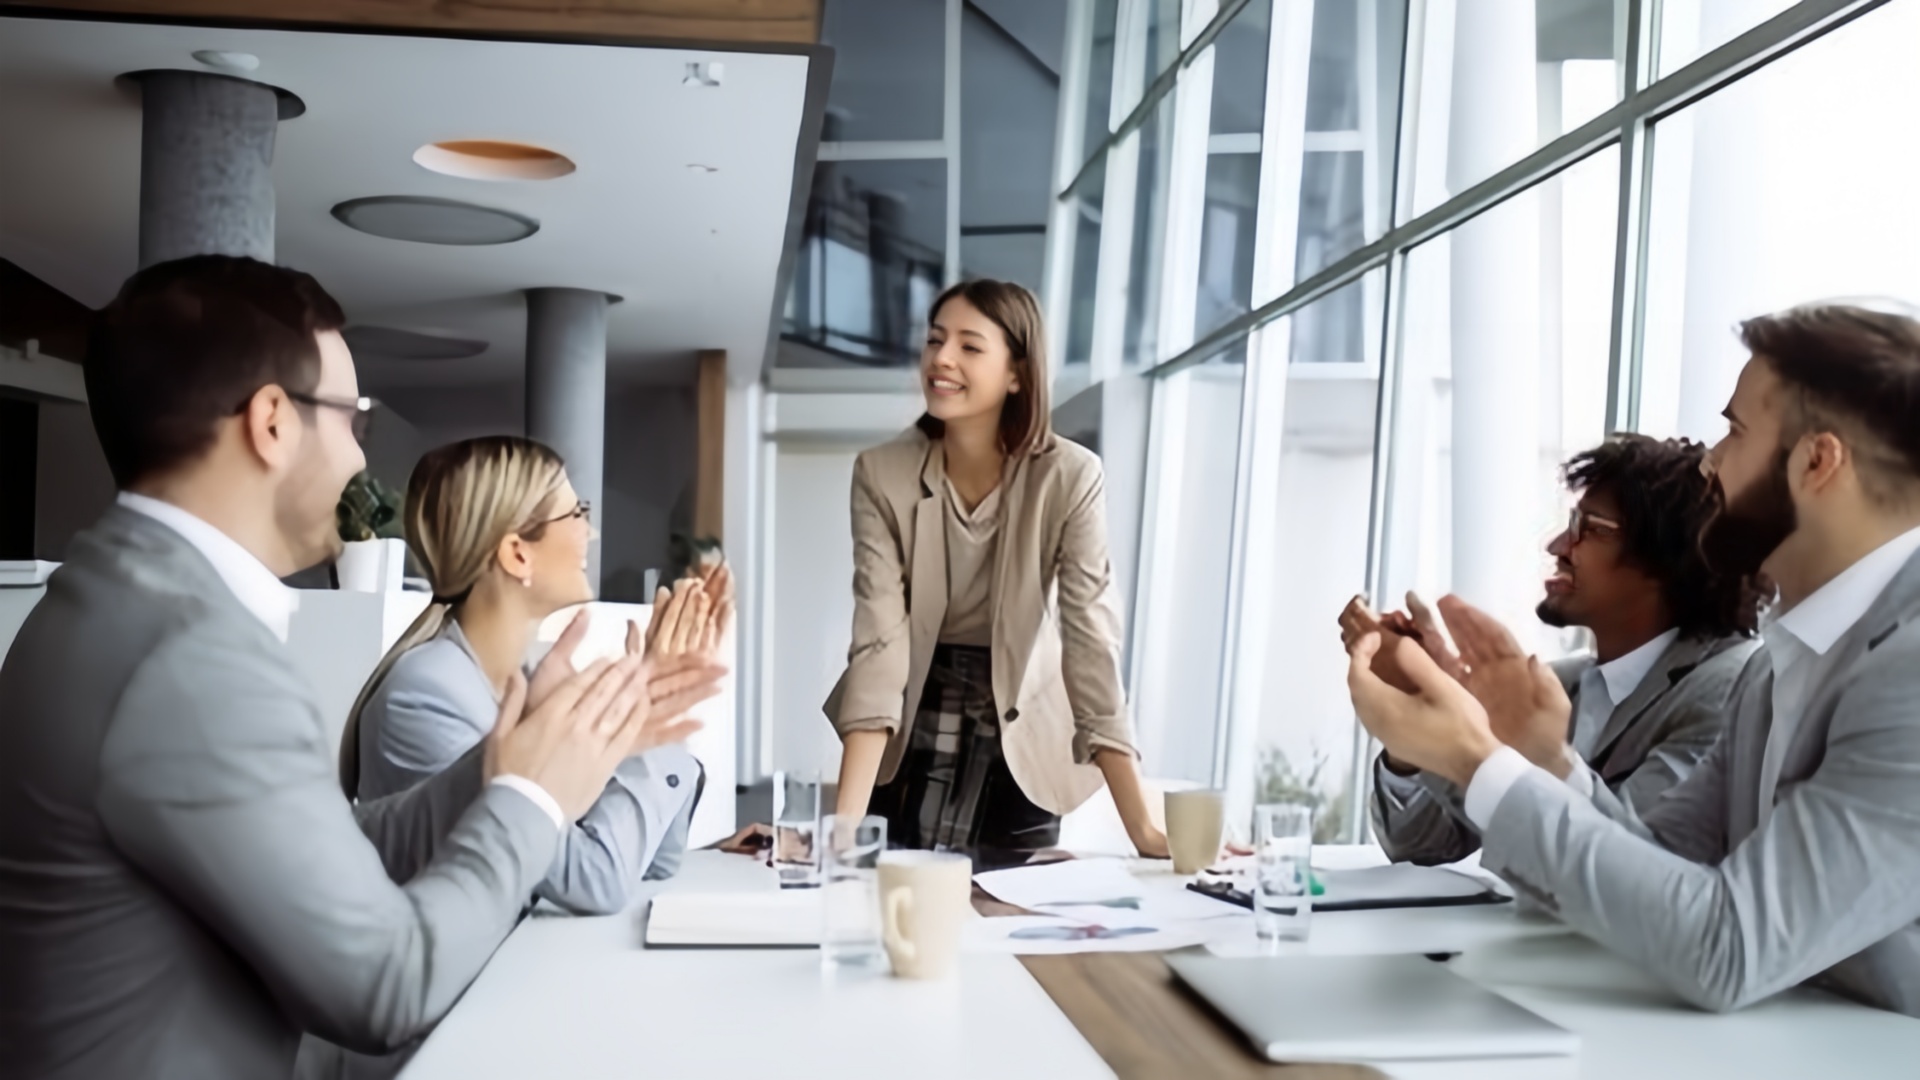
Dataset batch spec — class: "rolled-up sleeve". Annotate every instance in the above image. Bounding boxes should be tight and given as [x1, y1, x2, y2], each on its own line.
[1055, 461, 1137, 763]
[832, 454, 913, 737]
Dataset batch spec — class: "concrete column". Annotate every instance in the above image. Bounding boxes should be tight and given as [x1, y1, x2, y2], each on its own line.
[1445, 0, 1541, 634]
[525, 288, 610, 590]
[137, 70, 280, 268]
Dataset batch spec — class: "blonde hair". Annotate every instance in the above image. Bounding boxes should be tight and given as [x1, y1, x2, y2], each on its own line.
[337, 436, 568, 797]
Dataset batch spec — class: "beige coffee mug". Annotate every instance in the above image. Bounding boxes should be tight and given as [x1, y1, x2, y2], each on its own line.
[877, 851, 972, 980]
[1164, 788, 1226, 875]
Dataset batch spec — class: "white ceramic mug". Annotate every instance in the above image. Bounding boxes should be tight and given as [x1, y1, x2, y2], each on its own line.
[877, 851, 972, 980]
[1163, 788, 1226, 875]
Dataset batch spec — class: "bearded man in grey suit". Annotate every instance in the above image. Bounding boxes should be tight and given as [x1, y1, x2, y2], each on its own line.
[1347, 301, 1920, 1017]
[0, 256, 724, 1079]
[1345, 435, 1762, 867]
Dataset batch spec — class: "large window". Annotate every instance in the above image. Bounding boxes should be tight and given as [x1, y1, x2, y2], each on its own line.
[1406, 0, 1623, 218]
[1239, 274, 1384, 842]
[1129, 347, 1245, 784]
[782, 0, 1067, 370]
[1638, 0, 1920, 443]
[1382, 146, 1620, 657]
[1657, 0, 1799, 76]
[1032, 0, 1899, 842]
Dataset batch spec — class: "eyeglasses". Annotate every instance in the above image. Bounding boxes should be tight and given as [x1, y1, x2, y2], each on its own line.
[534, 500, 592, 528]
[287, 391, 377, 443]
[1567, 507, 1623, 544]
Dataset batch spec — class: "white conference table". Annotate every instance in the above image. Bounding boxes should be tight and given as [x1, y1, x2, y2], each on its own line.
[403, 849, 1920, 1080]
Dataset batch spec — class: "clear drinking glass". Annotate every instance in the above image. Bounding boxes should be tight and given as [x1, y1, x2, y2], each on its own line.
[1253, 803, 1313, 942]
[773, 770, 820, 889]
[819, 814, 887, 970]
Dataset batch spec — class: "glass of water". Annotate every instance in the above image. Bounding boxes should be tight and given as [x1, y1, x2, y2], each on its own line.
[819, 814, 887, 970]
[1253, 802, 1313, 942]
[772, 770, 821, 889]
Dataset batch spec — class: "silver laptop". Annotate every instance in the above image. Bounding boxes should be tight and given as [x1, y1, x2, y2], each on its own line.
[1165, 953, 1578, 1064]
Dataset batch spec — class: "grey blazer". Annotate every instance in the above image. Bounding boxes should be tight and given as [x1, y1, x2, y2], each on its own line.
[0, 507, 560, 1079]
[1481, 547, 1920, 1016]
[1371, 632, 1757, 865]
[354, 621, 700, 915]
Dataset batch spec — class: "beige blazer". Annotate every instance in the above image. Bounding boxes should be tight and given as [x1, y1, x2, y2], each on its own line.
[824, 425, 1136, 816]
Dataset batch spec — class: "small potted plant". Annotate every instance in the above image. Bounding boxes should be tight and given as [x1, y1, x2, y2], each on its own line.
[334, 472, 406, 592]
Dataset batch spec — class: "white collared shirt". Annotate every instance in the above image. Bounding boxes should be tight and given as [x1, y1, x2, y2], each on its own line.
[1570, 627, 1680, 757]
[119, 491, 566, 832]
[117, 492, 298, 642]
[1754, 524, 1920, 823]
[1466, 525, 1920, 830]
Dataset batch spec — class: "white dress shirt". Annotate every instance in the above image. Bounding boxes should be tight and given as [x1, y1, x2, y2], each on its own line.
[1571, 627, 1679, 756]
[117, 492, 565, 832]
[1754, 524, 1920, 823]
[1466, 525, 1920, 830]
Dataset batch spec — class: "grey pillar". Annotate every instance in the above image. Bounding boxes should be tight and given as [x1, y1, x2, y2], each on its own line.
[137, 70, 280, 268]
[525, 288, 610, 590]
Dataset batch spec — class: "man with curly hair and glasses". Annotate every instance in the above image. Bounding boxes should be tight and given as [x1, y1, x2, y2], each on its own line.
[1341, 434, 1764, 866]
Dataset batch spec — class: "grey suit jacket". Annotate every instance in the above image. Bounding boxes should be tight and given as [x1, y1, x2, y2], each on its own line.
[355, 621, 700, 915]
[0, 507, 560, 1079]
[1371, 632, 1757, 865]
[1481, 547, 1920, 1016]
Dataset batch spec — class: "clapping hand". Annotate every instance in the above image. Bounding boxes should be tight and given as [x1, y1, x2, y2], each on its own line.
[1344, 631, 1501, 788]
[1434, 597, 1576, 778]
[645, 564, 735, 664]
[484, 656, 652, 819]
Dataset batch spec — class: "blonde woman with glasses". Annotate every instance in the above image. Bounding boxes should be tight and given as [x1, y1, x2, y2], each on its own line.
[338, 436, 735, 915]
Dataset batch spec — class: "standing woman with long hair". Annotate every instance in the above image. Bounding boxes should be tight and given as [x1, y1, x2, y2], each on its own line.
[338, 436, 729, 914]
[826, 279, 1169, 861]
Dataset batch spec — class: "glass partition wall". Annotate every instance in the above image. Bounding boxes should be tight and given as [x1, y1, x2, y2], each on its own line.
[1047, 0, 1903, 841]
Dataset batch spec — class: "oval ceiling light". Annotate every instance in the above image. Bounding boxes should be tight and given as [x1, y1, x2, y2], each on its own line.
[414, 140, 576, 182]
[342, 325, 488, 361]
[332, 196, 538, 246]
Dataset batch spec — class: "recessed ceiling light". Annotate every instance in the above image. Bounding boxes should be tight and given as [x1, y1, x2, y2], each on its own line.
[192, 49, 259, 74]
[342, 325, 489, 361]
[331, 196, 538, 246]
[414, 140, 576, 182]
[686, 163, 719, 174]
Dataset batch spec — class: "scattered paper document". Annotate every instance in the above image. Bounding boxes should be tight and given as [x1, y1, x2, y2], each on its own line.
[964, 915, 1212, 955]
[974, 858, 1243, 923]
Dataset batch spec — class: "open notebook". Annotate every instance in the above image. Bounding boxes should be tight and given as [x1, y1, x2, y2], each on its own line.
[644, 891, 821, 948]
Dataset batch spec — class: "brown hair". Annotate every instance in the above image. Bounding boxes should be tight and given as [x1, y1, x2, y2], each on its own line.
[914, 279, 1053, 456]
[86, 254, 346, 487]
[338, 436, 568, 796]
[1739, 302, 1920, 506]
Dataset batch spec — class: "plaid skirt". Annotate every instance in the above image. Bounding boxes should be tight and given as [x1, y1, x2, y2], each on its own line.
[869, 644, 1059, 863]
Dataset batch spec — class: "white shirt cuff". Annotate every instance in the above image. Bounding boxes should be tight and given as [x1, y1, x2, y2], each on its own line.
[1564, 760, 1596, 798]
[1462, 746, 1536, 830]
[490, 775, 566, 833]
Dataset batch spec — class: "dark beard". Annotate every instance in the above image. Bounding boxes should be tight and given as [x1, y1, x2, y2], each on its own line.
[1535, 598, 1570, 628]
[1700, 449, 1797, 579]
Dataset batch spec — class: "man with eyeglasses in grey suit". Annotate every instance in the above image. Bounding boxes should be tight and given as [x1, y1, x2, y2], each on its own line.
[1347, 301, 1920, 1016]
[0, 256, 725, 1078]
[1343, 434, 1762, 867]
